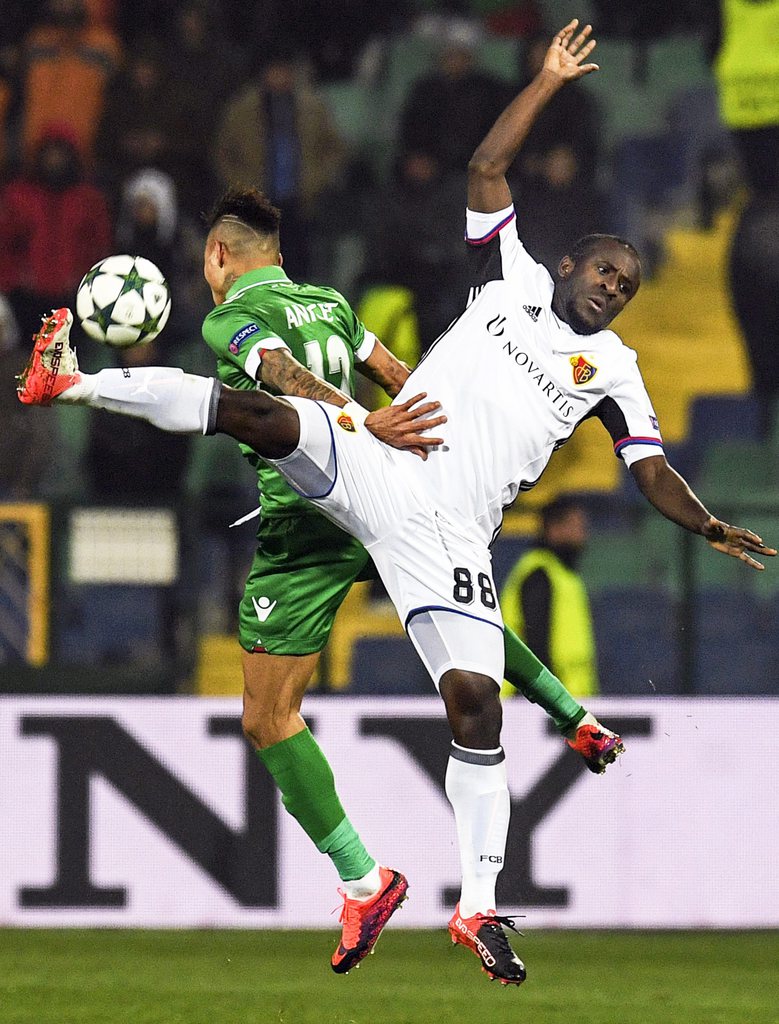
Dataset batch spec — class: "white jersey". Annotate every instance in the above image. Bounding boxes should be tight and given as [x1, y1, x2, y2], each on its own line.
[395, 204, 664, 544]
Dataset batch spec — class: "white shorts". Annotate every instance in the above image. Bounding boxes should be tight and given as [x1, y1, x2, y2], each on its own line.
[268, 397, 505, 686]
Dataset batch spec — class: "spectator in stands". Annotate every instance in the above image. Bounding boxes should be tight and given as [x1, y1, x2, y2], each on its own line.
[115, 169, 179, 280]
[0, 124, 113, 332]
[96, 41, 197, 206]
[213, 46, 345, 279]
[496, 32, 604, 271]
[113, 167, 207, 356]
[247, 0, 412, 84]
[728, 190, 779, 439]
[114, 168, 208, 356]
[84, 339, 192, 504]
[161, 2, 241, 215]
[18, 0, 121, 167]
[501, 496, 598, 699]
[398, 18, 507, 178]
[0, 294, 55, 499]
[360, 148, 469, 355]
[712, 0, 779, 436]
[712, 0, 779, 194]
[512, 28, 601, 182]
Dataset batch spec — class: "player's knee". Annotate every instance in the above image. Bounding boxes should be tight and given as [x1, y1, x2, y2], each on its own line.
[241, 697, 280, 749]
[241, 692, 299, 749]
[241, 701, 266, 748]
[439, 669, 502, 748]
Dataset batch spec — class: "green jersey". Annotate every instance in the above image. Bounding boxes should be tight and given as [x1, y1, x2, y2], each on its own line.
[202, 266, 375, 514]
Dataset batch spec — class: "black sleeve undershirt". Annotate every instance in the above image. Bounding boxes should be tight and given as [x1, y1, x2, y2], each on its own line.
[592, 394, 631, 448]
[520, 567, 553, 668]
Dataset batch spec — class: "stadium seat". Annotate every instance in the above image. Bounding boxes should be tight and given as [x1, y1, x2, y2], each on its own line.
[579, 533, 650, 595]
[692, 590, 775, 694]
[614, 208, 751, 448]
[647, 34, 711, 103]
[42, 404, 90, 500]
[579, 34, 711, 155]
[694, 440, 779, 507]
[591, 587, 680, 694]
[579, 39, 664, 152]
[320, 81, 371, 149]
[535, 0, 595, 28]
[674, 394, 763, 481]
[349, 636, 432, 695]
[55, 585, 167, 666]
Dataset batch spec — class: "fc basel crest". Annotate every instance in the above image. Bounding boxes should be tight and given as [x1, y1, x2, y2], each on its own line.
[570, 354, 597, 385]
[337, 412, 356, 432]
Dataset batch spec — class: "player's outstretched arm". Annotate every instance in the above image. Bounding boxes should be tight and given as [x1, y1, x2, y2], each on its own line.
[259, 348, 445, 457]
[468, 19, 598, 214]
[630, 455, 776, 570]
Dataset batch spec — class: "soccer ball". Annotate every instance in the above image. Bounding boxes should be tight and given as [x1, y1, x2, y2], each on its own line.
[75, 255, 171, 348]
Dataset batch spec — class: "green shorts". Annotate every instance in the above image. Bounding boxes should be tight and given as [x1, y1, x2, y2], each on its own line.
[238, 511, 374, 655]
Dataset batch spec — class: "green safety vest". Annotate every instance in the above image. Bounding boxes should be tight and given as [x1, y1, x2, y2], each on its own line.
[501, 548, 598, 697]
[715, 0, 779, 129]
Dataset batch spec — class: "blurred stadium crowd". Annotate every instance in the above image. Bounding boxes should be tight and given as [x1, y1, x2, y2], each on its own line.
[0, 0, 777, 696]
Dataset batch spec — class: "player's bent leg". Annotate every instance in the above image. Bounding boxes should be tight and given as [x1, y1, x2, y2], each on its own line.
[243, 649, 373, 876]
[242, 650, 407, 971]
[502, 624, 585, 733]
[215, 387, 301, 459]
[16, 308, 219, 432]
[502, 627, 625, 772]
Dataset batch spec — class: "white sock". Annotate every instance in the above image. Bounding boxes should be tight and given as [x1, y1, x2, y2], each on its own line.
[342, 863, 382, 900]
[445, 745, 510, 918]
[61, 366, 216, 434]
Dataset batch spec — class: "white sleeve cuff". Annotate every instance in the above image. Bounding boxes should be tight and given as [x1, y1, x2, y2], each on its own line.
[617, 440, 665, 468]
[244, 336, 289, 381]
[354, 329, 378, 363]
[465, 204, 516, 243]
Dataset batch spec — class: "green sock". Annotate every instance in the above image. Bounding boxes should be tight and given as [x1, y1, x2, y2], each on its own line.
[258, 728, 375, 881]
[503, 625, 586, 735]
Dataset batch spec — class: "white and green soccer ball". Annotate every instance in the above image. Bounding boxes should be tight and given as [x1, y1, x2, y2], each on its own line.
[75, 255, 171, 347]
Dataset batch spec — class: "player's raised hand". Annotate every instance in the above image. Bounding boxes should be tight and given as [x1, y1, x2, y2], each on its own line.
[366, 392, 446, 460]
[543, 19, 599, 82]
[702, 516, 777, 570]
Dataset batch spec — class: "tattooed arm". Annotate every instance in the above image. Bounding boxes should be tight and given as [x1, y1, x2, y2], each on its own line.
[258, 348, 446, 457]
[260, 348, 351, 406]
[358, 339, 411, 399]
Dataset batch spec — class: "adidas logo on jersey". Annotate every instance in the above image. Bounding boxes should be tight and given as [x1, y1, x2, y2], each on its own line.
[523, 305, 542, 322]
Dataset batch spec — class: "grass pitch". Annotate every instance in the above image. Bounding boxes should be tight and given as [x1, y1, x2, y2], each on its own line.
[1, 929, 777, 1024]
